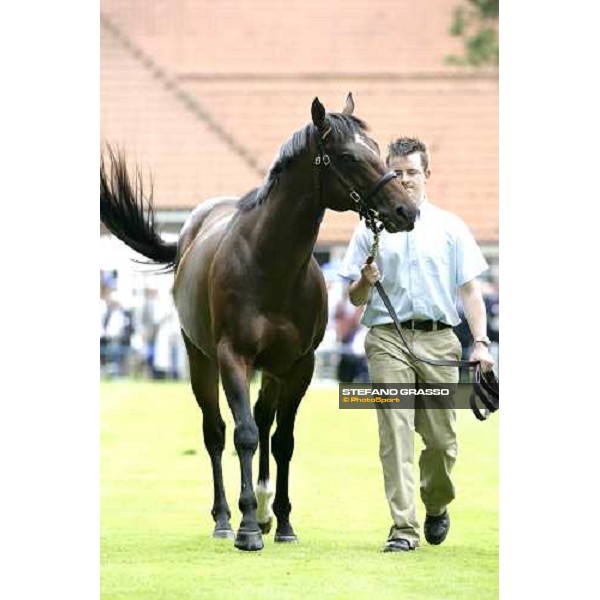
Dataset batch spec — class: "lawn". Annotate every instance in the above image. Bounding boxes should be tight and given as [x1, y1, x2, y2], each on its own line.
[101, 380, 498, 600]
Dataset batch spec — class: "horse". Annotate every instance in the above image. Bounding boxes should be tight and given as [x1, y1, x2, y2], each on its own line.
[100, 93, 419, 551]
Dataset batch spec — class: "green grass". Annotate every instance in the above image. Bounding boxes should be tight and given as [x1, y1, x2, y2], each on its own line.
[101, 380, 498, 600]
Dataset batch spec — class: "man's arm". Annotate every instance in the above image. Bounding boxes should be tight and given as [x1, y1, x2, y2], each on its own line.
[459, 278, 495, 372]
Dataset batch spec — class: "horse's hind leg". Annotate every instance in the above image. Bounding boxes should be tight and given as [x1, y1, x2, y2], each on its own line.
[272, 352, 315, 543]
[182, 333, 234, 539]
[218, 341, 262, 551]
[254, 375, 280, 534]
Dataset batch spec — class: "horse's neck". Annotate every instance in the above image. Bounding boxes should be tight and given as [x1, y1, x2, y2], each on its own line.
[251, 173, 323, 276]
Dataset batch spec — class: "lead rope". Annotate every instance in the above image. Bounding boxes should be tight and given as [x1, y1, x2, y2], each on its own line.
[365, 231, 498, 421]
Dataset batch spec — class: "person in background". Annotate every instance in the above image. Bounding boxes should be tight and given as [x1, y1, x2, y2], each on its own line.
[101, 290, 128, 377]
[152, 287, 183, 380]
[139, 287, 160, 378]
[334, 288, 368, 382]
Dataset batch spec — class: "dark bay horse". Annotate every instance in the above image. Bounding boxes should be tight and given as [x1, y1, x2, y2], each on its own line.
[100, 94, 418, 551]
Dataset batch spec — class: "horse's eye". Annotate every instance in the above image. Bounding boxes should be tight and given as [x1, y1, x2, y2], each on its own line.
[341, 153, 355, 163]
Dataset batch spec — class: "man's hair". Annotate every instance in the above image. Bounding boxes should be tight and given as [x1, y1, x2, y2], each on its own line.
[386, 137, 429, 171]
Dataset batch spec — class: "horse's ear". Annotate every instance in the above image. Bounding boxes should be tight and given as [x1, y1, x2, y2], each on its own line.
[311, 97, 326, 130]
[342, 92, 355, 115]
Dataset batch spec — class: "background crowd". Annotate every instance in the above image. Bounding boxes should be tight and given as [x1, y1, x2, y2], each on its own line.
[100, 266, 499, 383]
[100, 271, 188, 380]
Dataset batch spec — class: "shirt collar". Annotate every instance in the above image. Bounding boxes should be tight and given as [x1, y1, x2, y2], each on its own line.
[417, 194, 428, 207]
[416, 195, 429, 214]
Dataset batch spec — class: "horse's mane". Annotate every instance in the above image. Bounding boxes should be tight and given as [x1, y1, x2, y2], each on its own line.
[237, 113, 368, 212]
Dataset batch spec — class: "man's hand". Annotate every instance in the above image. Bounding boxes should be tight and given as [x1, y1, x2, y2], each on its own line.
[360, 260, 381, 285]
[469, 343, 495, 373]
[348, 259, 381, 306]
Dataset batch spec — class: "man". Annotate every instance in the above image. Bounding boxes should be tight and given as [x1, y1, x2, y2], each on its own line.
[339, 137, 494, 552]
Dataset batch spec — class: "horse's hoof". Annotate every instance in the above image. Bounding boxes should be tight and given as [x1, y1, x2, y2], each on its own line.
[274, 531, 298, 543]
[258, 518, 273, 534]
[213, 526, 235, 540]
[234, 529, 264, 551]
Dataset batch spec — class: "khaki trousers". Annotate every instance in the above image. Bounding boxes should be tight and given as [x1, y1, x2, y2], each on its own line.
[364, 324, 462, 547]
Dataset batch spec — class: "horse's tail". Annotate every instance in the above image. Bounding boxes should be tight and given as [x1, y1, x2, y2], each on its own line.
[100, 147, 177, 268]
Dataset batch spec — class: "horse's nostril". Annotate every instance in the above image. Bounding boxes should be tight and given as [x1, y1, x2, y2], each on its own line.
[396, 206, 406, 219]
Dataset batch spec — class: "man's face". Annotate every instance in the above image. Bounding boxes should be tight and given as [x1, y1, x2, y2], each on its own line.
[388, 152, 430, 205]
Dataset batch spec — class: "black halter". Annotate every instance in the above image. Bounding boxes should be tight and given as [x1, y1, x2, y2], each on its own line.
[313, 126, 397, 235]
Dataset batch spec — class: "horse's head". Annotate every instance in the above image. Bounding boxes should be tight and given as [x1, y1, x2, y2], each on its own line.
[310, 94, 418, 233]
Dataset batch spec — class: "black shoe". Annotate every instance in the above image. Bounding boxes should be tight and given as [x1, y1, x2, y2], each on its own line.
[383, 537, 414, 552]
[424, 510, 450, 545]
[383, 527, 415, 553]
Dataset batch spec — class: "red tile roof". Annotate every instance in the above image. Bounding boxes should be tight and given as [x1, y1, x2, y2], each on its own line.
[100, 0, 488, 77]
[101, 23, 261, 205]
[100, 0, 498, 243]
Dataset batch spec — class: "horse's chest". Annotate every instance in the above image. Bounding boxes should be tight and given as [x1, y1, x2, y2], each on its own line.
[253, 317, 311, 373]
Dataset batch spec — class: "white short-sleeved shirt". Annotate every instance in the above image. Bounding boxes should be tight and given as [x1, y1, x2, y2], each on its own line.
[338, 200, 488, 327]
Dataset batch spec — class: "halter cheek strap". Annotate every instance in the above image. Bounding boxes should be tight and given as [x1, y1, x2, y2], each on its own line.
[314, 127, 397, 236]
[364, 171, 398, 204]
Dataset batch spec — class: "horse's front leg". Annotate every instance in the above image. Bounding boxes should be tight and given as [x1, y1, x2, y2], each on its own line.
[218, 341, 262, 551]
[272, 352, 315, 543]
